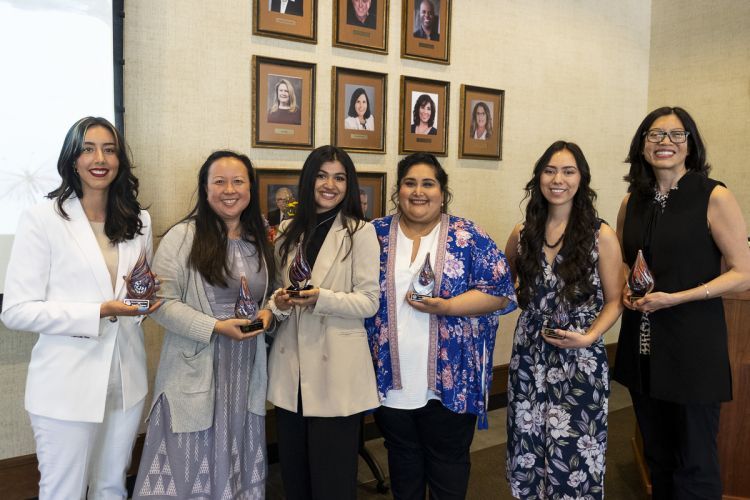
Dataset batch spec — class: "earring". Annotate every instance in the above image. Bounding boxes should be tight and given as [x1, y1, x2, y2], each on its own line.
[73, 164, 79, 175]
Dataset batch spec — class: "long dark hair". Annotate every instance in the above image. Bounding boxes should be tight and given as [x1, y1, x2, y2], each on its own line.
[389, 152, 452, 213]
[412, 94, 436, 127]
[180, 150, 275, 288]
[47, 116, 143, 243]
[624, 106, 710, 197]
[516, 141, 598, 308]
[278, 145, 366, 265]
[347, 87, 371, 119]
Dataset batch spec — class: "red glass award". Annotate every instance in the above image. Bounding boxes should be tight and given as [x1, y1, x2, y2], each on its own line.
[542, 306, 569, 339]
[627, 249, 655, 303]
[409, 253, 435, 301]
[286, 243, 313, 297]
[124, 249, 156, 312]
[235, 274, 264, 333]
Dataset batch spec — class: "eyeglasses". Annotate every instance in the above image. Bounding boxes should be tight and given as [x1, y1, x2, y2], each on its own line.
[644, 129, 690, 144]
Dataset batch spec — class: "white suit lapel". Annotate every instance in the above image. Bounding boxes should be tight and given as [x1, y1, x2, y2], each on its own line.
[65, 197, 114, 301]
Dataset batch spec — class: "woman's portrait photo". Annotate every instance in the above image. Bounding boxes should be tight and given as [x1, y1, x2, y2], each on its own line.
[346, 0, 376, 29]
[470, 100, 493, 140]
[344, 85, 375, 131]
[267, 76, 302, 125]
[410, 92, 438, 135]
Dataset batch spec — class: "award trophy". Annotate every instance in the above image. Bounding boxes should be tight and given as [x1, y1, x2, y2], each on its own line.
[627, 249, 655, 303]
[235, 274, 264, 333]
[286, 243, 313, 298]
[542, 306, 569, 339]
[123, 249, 157, 312]
[409, 253, 435, 301]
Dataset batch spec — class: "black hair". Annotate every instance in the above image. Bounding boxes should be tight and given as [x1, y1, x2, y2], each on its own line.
[47, 116, 143, 243]
[412, 94, 436, 128]
[516, 141, 598, 308]
[389, 152, 452, 213]
[347, 87, 372, 119]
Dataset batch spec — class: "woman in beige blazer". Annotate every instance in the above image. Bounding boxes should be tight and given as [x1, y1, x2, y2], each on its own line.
[268, 145, 380, 500]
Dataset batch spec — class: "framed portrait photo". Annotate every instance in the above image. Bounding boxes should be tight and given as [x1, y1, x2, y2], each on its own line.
[253, 0, 317, 43]
[256, 169, 387, 223]
[252, 56, 316, 150]
[331, 67, 387, 154]
[401, 0, 451, 64]
[459, 85, 505, 160]
[399, 76, 449, 156]
[333, 0, 388, 54]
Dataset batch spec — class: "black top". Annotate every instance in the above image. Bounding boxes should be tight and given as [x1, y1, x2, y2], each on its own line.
[305, 207, 339, 268]
[614, 172, 731, 403]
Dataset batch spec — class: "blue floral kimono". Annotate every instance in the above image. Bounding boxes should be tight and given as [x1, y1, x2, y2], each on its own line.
[364, 214, 517, 428]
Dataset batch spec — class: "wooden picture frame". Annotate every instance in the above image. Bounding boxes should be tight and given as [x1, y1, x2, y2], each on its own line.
[256, 168, 387, 222]
[401, 0, 451, 64]
[252, 56, 316, 150]
[333, 0, 388, 54]
[253, 0, 317, 44]
[331, 67, 387, 154]
[459, 84, 505, 160]
[399, 76, 449, 156]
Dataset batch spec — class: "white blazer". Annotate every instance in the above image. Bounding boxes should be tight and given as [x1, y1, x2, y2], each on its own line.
[1, 197, 152, 423]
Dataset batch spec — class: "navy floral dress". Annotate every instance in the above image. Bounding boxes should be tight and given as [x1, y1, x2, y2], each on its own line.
[506, 227, 609, 499]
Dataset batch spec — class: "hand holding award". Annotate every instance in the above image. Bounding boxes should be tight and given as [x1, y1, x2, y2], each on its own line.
[235, 274, 264, 333]
[123, 249, 157, 312]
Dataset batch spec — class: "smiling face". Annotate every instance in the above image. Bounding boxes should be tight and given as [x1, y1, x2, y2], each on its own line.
[642, 113, 689, 173]
[419, 102, 432, 125]
[540, 148, 581, 208]
[419, 0, 435, 33]
[277, 82, 290, 106]
[206, 156, 251, 227]
[475, 105, 487, 128]
[355, 93, 368, 118]
[76, 125, 120, 198]
[314, 160, 347, 213]
[352, 0, 371, 21]
[398, 163, 443, 226]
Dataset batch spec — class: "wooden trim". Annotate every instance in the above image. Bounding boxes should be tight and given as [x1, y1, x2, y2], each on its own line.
[0, 342, 623, 499]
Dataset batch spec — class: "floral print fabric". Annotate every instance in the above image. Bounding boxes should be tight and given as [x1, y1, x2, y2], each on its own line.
[365, 214, 517, 428]
[506, 230, 609, 499]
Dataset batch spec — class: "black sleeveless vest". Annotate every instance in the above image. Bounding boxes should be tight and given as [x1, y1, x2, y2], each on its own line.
[613, 172, 732, 403]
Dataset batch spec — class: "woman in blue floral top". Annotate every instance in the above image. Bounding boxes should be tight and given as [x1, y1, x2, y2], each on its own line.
[365, 153, 517, 499]
[504, 141, 623, 499]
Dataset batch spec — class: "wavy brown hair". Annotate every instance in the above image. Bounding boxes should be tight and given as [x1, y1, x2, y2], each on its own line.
[516, 141, 598, 308]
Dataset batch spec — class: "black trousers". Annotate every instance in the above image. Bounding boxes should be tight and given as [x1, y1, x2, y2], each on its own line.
[275, 393, 361, 500]
[375, 400, 477, 500]
[630, 391, 722, 500]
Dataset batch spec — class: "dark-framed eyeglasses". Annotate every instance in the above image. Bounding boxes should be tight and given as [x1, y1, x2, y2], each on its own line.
[644, 129, 690, 144]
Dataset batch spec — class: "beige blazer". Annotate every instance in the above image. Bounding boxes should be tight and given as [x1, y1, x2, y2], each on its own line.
[267, 214, 380, 417]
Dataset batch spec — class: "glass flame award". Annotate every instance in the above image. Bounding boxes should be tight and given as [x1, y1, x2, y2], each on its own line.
[542, 306, 569, 339]
[235, 274, 264, 333]
[627, 249, 655, 303]
[124, 249, 157, 312]
[409, 253, 435, 301]
[286, 243, 313, 297]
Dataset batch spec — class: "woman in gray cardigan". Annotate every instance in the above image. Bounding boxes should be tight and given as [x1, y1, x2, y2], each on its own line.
[133, 151, 276, 499]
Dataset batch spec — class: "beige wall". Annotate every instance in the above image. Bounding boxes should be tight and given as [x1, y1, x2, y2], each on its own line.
[648, 0, 750, 222]
[11, 0, 742, 459]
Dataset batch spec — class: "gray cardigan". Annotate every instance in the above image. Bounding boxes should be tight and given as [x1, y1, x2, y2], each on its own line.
[148, 221, 268, 433]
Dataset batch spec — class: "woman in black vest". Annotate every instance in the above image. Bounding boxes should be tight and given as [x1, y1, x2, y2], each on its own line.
[614, 106, 750, 499]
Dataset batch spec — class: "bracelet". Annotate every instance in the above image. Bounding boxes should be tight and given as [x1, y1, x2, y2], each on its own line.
[702, 283, 710, 299]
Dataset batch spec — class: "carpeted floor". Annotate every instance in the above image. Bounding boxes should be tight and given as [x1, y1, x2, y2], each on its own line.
[267, 404, 646, 499]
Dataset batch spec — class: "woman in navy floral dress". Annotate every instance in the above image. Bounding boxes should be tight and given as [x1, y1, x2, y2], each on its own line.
[504, 141, 624, 499]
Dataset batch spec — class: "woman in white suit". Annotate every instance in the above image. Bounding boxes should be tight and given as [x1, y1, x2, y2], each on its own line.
[268, 145, 380, 500]
[1, 116, 159, 499]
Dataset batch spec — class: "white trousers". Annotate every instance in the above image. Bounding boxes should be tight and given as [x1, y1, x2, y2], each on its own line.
[29, 398, 144, 500]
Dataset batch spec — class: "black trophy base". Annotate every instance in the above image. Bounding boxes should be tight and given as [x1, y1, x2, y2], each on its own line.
[240, 319, 265, 333]
[286, 285, 313, 298]
[124, 298, 150, 312]
[409, 292, 432, 302]
[541, 327, 564, 339]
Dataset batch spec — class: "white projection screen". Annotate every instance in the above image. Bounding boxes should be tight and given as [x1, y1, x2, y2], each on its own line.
[0, 0, 123, 294]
